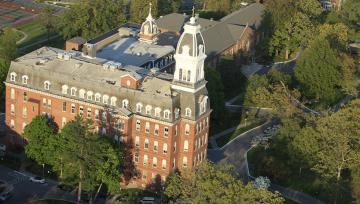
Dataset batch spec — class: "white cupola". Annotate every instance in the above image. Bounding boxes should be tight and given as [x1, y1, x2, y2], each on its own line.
[172, 9, 207, 92]
[139, 2, 159, 44]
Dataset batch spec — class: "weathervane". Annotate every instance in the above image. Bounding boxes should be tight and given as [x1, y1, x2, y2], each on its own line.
[192, 6, 195, 17]
[149, 2, 152, 15]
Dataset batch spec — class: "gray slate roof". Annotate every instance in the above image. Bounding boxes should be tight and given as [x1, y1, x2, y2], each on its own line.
[220, 3, 265, 29]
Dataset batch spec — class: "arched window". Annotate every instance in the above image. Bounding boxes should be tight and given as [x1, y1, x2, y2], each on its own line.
[136, 103, 143, 112]
[155, 107, 161, 117]
[163, 109, 171, 119]
[184, 140, 189, 152]
[145, 105, 152, 115]
[79, 89, 86, 99]
[110, 97, 117, 106]
[70, 87, 77, 96]
[122, 99, 129, 108]
[10, 72, 17, 82]
[87, 91, 93, 100]
[103, 95, 109, 104]
[185, 108, 191, 117]
[62, 85, 68, 94]
[22, 75, 28, 84]
[44, 81, 51, 90]
[95, 93, 101, 102]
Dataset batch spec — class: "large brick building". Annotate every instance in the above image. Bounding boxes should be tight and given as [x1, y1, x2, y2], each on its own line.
[4, 8, 210, 188]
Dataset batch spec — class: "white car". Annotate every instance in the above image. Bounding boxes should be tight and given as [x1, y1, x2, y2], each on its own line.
[30, 176, 45, 184]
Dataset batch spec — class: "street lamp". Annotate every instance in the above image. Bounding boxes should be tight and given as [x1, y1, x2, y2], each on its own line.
[42, 163, 45, 178]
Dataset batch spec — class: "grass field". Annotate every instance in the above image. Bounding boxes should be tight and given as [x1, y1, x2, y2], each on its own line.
[16, 20, 48, 47]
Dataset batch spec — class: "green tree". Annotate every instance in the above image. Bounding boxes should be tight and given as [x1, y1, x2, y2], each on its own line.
[130, 0, 158, 23]
[24, 115, 57, 165]
[39, 6, 56, 42]
[0, 28, 18, 62]
[203, 0, 231, 14]
[58, 117, 122, 203]
[205, 67, 225, 122]
[164, 162, 284, 203]
[294, 38, 341, 105]
[58, 0, 126, 40]
[292, 99, 360, 181]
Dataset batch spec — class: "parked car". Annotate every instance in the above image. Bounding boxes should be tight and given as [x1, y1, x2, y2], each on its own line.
[0, 192, 12, 202]
[139, 197, 155, 204]
[29, 176, 45, 184]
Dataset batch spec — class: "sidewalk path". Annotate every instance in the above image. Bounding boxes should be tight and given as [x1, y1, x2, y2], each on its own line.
[15, 29, 28, 45]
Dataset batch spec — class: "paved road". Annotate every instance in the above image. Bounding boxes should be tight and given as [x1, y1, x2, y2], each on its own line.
[0, 165, 107, 204]
[207, 118, 325, 204]
[208, 119, 277, 181]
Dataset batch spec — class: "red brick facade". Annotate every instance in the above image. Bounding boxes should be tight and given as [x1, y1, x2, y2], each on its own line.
[5, 83, 210, 188]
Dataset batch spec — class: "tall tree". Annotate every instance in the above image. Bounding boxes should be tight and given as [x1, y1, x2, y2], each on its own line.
[39, 6, 56, 42]
[58, 0, 126, 40]
[58, 117, 122, 204]
[203, 0, 231, 14]
[165, 162, 284, 203]
[204, 67, 225, 122]
[292, 99, 360, 181]
[24, 115, 58, 165]
[294, 38, 341, 105]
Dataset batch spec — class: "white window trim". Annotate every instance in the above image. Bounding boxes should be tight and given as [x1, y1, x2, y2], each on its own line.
[110, 96, 117, 106]
[79, 89, 86, 99]
[10, 72, 17, 82]
[95, 93, 101, 102]
[103, 95, 109, 104]
[70, 87, 77, 96]
[44, 81, 51, 90]
[136, 103, 143, 113]
[164, 109, 171, 119]
[62, 85, 68, 94]
[22, 75, 28, 84]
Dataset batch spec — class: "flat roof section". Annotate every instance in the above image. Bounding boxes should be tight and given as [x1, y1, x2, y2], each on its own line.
[96, 37, 175, 67]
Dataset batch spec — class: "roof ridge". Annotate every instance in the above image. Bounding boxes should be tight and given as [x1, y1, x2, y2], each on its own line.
[220, 3, 260, 22]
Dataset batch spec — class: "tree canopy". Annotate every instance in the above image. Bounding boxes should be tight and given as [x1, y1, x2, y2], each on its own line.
[205, 67, 226, 122]
[58, 0, 126, 40]
[165, 161, 284, 204]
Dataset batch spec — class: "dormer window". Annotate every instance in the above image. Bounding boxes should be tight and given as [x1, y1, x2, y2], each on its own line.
[62, 85, 68, 94]
[44, 81, 51, 90]
[79, 89, 86, 99]
[145, 105, 152, 115]
[136, 103, 143, 113]
[122, 99, 129, 108]
[87, 91, 93, 100]
[155, 107, 161, 117]
[199, 96, 208, 115]
[95, 93, 101, 102]
[185, 108, 192, 117]
[70, 87, 77, 96]
[103, 95, 109, 105]
[110, 97, 117, 106]
[22, 75, 28, 84]
[164, 109, 171, 119]
[10, 72, 17, 82]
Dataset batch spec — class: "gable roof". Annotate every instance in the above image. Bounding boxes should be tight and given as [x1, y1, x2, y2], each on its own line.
[220, 3, 265, 29]
[156, 13, 189, 33]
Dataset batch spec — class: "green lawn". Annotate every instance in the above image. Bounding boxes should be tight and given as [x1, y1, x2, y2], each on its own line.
[216, 120, 265, 147]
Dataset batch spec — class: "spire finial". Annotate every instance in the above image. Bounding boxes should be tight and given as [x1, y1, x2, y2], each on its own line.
[192, 6, 195, 17]
[149, 2, 152, 15]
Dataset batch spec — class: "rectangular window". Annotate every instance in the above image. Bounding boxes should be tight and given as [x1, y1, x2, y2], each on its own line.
[164, 127, 169, 137]
[10, 88, 15, 100]
[163, 143, 168, 154]
[87, 108, 92, 118]
[154, 124, 159, 136]
[134, 152, 139, 163]
[48, 99, 52, 109]
[10, 104, 15, 115]
[145, 122, 150, 133]
[135, 136, 140, 148]
[71, 104, 75, 114]
[162, 160, 166, 170]
[22, 107, 27, 117]
[23, 92, 27, 102]
[136, 120, 141, 131]
[10, 119, 15, 129]
[62, 117, 67, 128]
[143, 155, 148, 166]
[144, 139, 149, 150]
[79, 106, 84, 117]
[42, 98, 46, 106]
[62, 102, 67, 112]
[153, 141, 158, 152]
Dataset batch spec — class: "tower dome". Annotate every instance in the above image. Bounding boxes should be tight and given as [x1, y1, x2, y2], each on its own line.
[139, 2, 159, 44]
[172, 8, 207, 91]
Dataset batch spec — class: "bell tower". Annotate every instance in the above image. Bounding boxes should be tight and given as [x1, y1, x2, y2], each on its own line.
[172, 8, 207, 93]
[139, 2, 159, 44]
